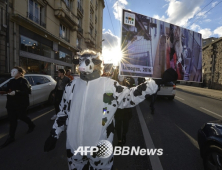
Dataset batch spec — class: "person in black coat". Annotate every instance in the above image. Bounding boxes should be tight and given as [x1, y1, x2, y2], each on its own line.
[0, 66, 35, 148]
[112, 70, 133, 146]
[51, 69, 70, 120]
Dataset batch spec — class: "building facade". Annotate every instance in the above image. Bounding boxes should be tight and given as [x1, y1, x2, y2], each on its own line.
[202, 37, 222, 90]
[202, 37, 219, 47]
[2, 0, 104, 77]
[0, 0, 7, 73]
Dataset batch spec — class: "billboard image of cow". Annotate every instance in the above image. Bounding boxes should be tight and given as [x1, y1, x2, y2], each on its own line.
[120, 9, 202, 82]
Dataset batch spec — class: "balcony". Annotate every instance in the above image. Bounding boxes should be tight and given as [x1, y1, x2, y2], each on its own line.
[27, 12, 46, 28]
[85, 33, 95, 47]
[96, 1, 98, 10]
[90, 1, 94, 13]
[95, 16, 97, 24]
[77, 2, 84, 18]
[54, 0, 79, 30]
[90, 17, 94, 29]
[59, 33, 70, 43]
[77, 25, 83, 37]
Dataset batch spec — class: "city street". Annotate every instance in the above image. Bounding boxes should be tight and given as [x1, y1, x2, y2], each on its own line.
[0, 86, 221, 170]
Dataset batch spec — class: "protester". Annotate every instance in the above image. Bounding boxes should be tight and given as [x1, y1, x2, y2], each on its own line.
[51, 69, 70, 120]
[112, 70, 133, 146]
[0, 66, 35, 148]
[44, 49, 158, 170]
[66, 69, 74, 81]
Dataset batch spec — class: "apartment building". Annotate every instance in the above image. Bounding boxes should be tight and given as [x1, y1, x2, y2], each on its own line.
[202, 37, 222, 90]
[0, 0, 7, 73]
[2, 0, 104, 77]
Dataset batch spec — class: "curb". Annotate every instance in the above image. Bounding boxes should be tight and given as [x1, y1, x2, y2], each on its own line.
[176, 87, 222, 101]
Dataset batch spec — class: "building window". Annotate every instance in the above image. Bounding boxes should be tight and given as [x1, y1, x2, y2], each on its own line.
[1, 6, 6, 27]
[28, 0, 45, 27]
[90, 13, 93, 21]
[64, 0, 71, 9]
[79, 18, 82, 27]
[20, 57, 52, 75]
[90, 28, 93, 35]
[96, 0, 98, 10]
[76, 38, 81, 48]
[76, 38, 79, 46]
[20, 35, 52, 58]
[55, 51, 72, 63]
[60, 24, 70, 42]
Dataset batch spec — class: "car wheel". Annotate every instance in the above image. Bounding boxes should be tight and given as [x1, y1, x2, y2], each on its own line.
[48, 92, 54, 105]
[168, 96, 174, 100]
[204, 145, 222, 170]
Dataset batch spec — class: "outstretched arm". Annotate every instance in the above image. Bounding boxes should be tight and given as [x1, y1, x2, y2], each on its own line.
[111, 78, 158, 109]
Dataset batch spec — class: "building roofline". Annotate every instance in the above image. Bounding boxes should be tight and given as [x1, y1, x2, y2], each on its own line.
[202, 37, 222, 50]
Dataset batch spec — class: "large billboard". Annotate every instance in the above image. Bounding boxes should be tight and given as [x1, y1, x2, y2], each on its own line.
[120, 9, 202, 82]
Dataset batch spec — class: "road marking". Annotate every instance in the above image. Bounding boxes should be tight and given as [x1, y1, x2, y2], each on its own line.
[0, 109, 54, 140]
[175, 96, 184, 100]
[200, 107, 222, 118]
[176, 125, 199, 149]
[0, 133, 8, 139]
[136, 105, 163, 170]
[31, 109, 54, 121]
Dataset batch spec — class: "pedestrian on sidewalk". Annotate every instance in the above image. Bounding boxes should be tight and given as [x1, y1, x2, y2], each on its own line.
[0, 66, 35, 148]
[51, 69, 70, 120]
[66, 69, 74, 81]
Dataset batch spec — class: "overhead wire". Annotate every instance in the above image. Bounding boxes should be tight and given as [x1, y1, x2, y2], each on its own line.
[191, 0, 215, 22]
[187, 0, 222, 28]
[115, 0, 122, 31]
[104, 0, 116, 35]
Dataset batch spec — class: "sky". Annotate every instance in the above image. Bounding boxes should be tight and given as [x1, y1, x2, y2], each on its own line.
[101, 0, 222, 64]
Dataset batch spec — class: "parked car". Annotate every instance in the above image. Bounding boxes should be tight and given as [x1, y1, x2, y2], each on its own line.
[198, 120, 222, 170]
[145, 78, 176, 100]
[0, 73, 11, 84]
[0, 74, 56, 118]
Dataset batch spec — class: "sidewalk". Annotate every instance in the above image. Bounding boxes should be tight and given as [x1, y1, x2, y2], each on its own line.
[176, 85, 222, 100]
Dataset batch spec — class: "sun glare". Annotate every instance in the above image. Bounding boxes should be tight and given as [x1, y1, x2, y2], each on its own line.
[103, 47, 123, 66]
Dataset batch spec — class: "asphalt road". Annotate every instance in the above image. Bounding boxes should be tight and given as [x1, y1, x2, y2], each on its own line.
[0, 104, 151, 170]
[0, 87, 221, 170]
[140, 88, 222, 170]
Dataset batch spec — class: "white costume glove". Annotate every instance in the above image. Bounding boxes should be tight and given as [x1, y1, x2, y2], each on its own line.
[8, 91, 15, 96]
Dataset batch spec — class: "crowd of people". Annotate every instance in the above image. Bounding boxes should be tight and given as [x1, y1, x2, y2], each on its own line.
[0, 49, 177, 170]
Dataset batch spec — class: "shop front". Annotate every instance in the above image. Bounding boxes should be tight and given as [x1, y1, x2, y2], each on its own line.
[19, 26, 73, 78]
[20, 57, 52, 75]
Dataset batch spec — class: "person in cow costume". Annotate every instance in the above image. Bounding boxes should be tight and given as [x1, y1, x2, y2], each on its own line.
[44, 49, 159, 170]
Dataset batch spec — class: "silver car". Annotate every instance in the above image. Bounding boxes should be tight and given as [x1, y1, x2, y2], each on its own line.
[0, 74, 56, 118]
[146, 78, 176, 100]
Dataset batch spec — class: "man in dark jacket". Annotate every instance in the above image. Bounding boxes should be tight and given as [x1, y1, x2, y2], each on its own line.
[51, 69, 70, 120]
[0, 66, 35, 148]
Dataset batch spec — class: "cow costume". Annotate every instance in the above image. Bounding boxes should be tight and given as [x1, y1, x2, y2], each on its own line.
[44, 50, 158, 170]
